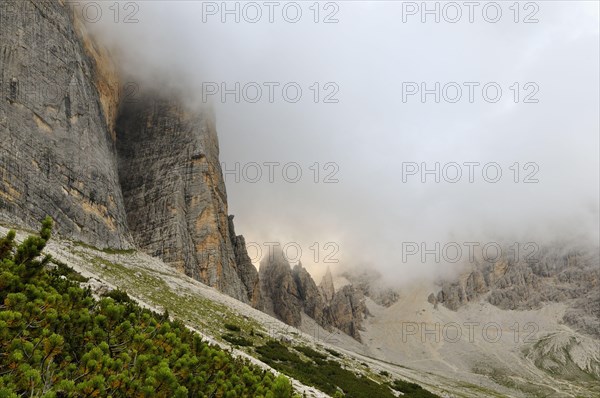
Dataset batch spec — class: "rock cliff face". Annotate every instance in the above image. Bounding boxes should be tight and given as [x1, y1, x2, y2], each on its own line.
[434, 247, 600, 337]
[0, 0, 131, 249]
[228, 216, 262, 306]
[115, 96, 254, 302]
[0, 0, 257, 304]
[293, 262, 325, 324]
[323, 285, 367, 341]
[259, 250, 368, 341]
[319, 267, 335, 302]
[259, 249, 303, 327]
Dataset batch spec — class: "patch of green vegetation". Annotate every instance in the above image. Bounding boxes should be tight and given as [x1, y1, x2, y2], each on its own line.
[0, 219, 294, 397]
[224, 323, 241, 332]
[256, 340, 437, 397]
[250, 328, 264, 338]
[65, 227, 446, 398]
[257, 340, 304, 364]
[294, 345, 328, 360]
[222, 334, 254, 347]
[101, 288, 133, 303]
[50, 258, 89, 282]
[78, 252, 268, 348]
[73, 240, 136, 255]
[325, 348, 342, 358]
[390, 379, 440, 398]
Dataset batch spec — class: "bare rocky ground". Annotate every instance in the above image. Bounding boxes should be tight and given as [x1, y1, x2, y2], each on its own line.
[3, 223, 598, 397]
[361, 281, 600, 397]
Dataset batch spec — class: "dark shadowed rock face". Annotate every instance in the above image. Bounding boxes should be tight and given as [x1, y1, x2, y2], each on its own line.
[115, 96, 250, 303]
[293, 262, 325, 324]
[0, 0, 131, 249]
[324, 285, 367, 342]
[259, 249, 303, 327]
[435, 247, 600, 337]
[259, 250, 368, 341]
[228, 215, 262, 306]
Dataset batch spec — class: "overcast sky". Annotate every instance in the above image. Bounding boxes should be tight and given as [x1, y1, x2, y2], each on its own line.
[86, 1, 599, 285]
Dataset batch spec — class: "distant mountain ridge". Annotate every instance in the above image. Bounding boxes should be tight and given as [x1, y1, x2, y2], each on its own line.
[432, 245, 600, 338]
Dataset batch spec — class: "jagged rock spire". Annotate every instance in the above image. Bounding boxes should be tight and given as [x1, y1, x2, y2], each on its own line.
[320, 266, 335, 302]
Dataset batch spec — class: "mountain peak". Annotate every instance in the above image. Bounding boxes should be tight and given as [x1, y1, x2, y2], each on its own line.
[320, 265, 336, 302]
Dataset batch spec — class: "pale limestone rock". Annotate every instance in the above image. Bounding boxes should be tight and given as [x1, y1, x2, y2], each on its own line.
[319, 266, 335, 302]
[0, 0, 131, 249]
[115, 95, 250, 302]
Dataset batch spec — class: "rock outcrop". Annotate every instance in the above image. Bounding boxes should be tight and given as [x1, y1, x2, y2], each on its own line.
[524, 331, 600, 380]
[323, 285, 367, 341]
[259, 249, 368, 341]
[319, 266, 335, 302]
[0, 0, 372, 342]
[434, 246, 600, 337]
[0, 1, 367, 338]
[0, 0, 131, 249]
[229, 215, 262, 306]
[259, 248, 303, 327]
[293, 262, 325, 324]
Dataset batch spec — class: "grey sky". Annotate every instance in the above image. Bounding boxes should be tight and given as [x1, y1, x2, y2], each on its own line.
[86, 1, 599, 285]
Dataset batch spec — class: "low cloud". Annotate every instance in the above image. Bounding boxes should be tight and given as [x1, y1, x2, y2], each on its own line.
[83, 1, 599, 285]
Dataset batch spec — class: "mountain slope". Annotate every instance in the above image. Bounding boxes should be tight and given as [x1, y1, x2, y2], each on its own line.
[4, 219, 598, 397]
[0, 220, 294, 397]
[361, 281, 600, 397]
[0, 223, 467, 398]
[434, 247, 600, 338]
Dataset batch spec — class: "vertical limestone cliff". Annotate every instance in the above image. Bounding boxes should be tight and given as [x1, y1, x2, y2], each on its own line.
[115, 96, 252, 302]
[0, 0, 259, 304]
[0, 0, 132, 249]
[229, 215, 263, 306]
